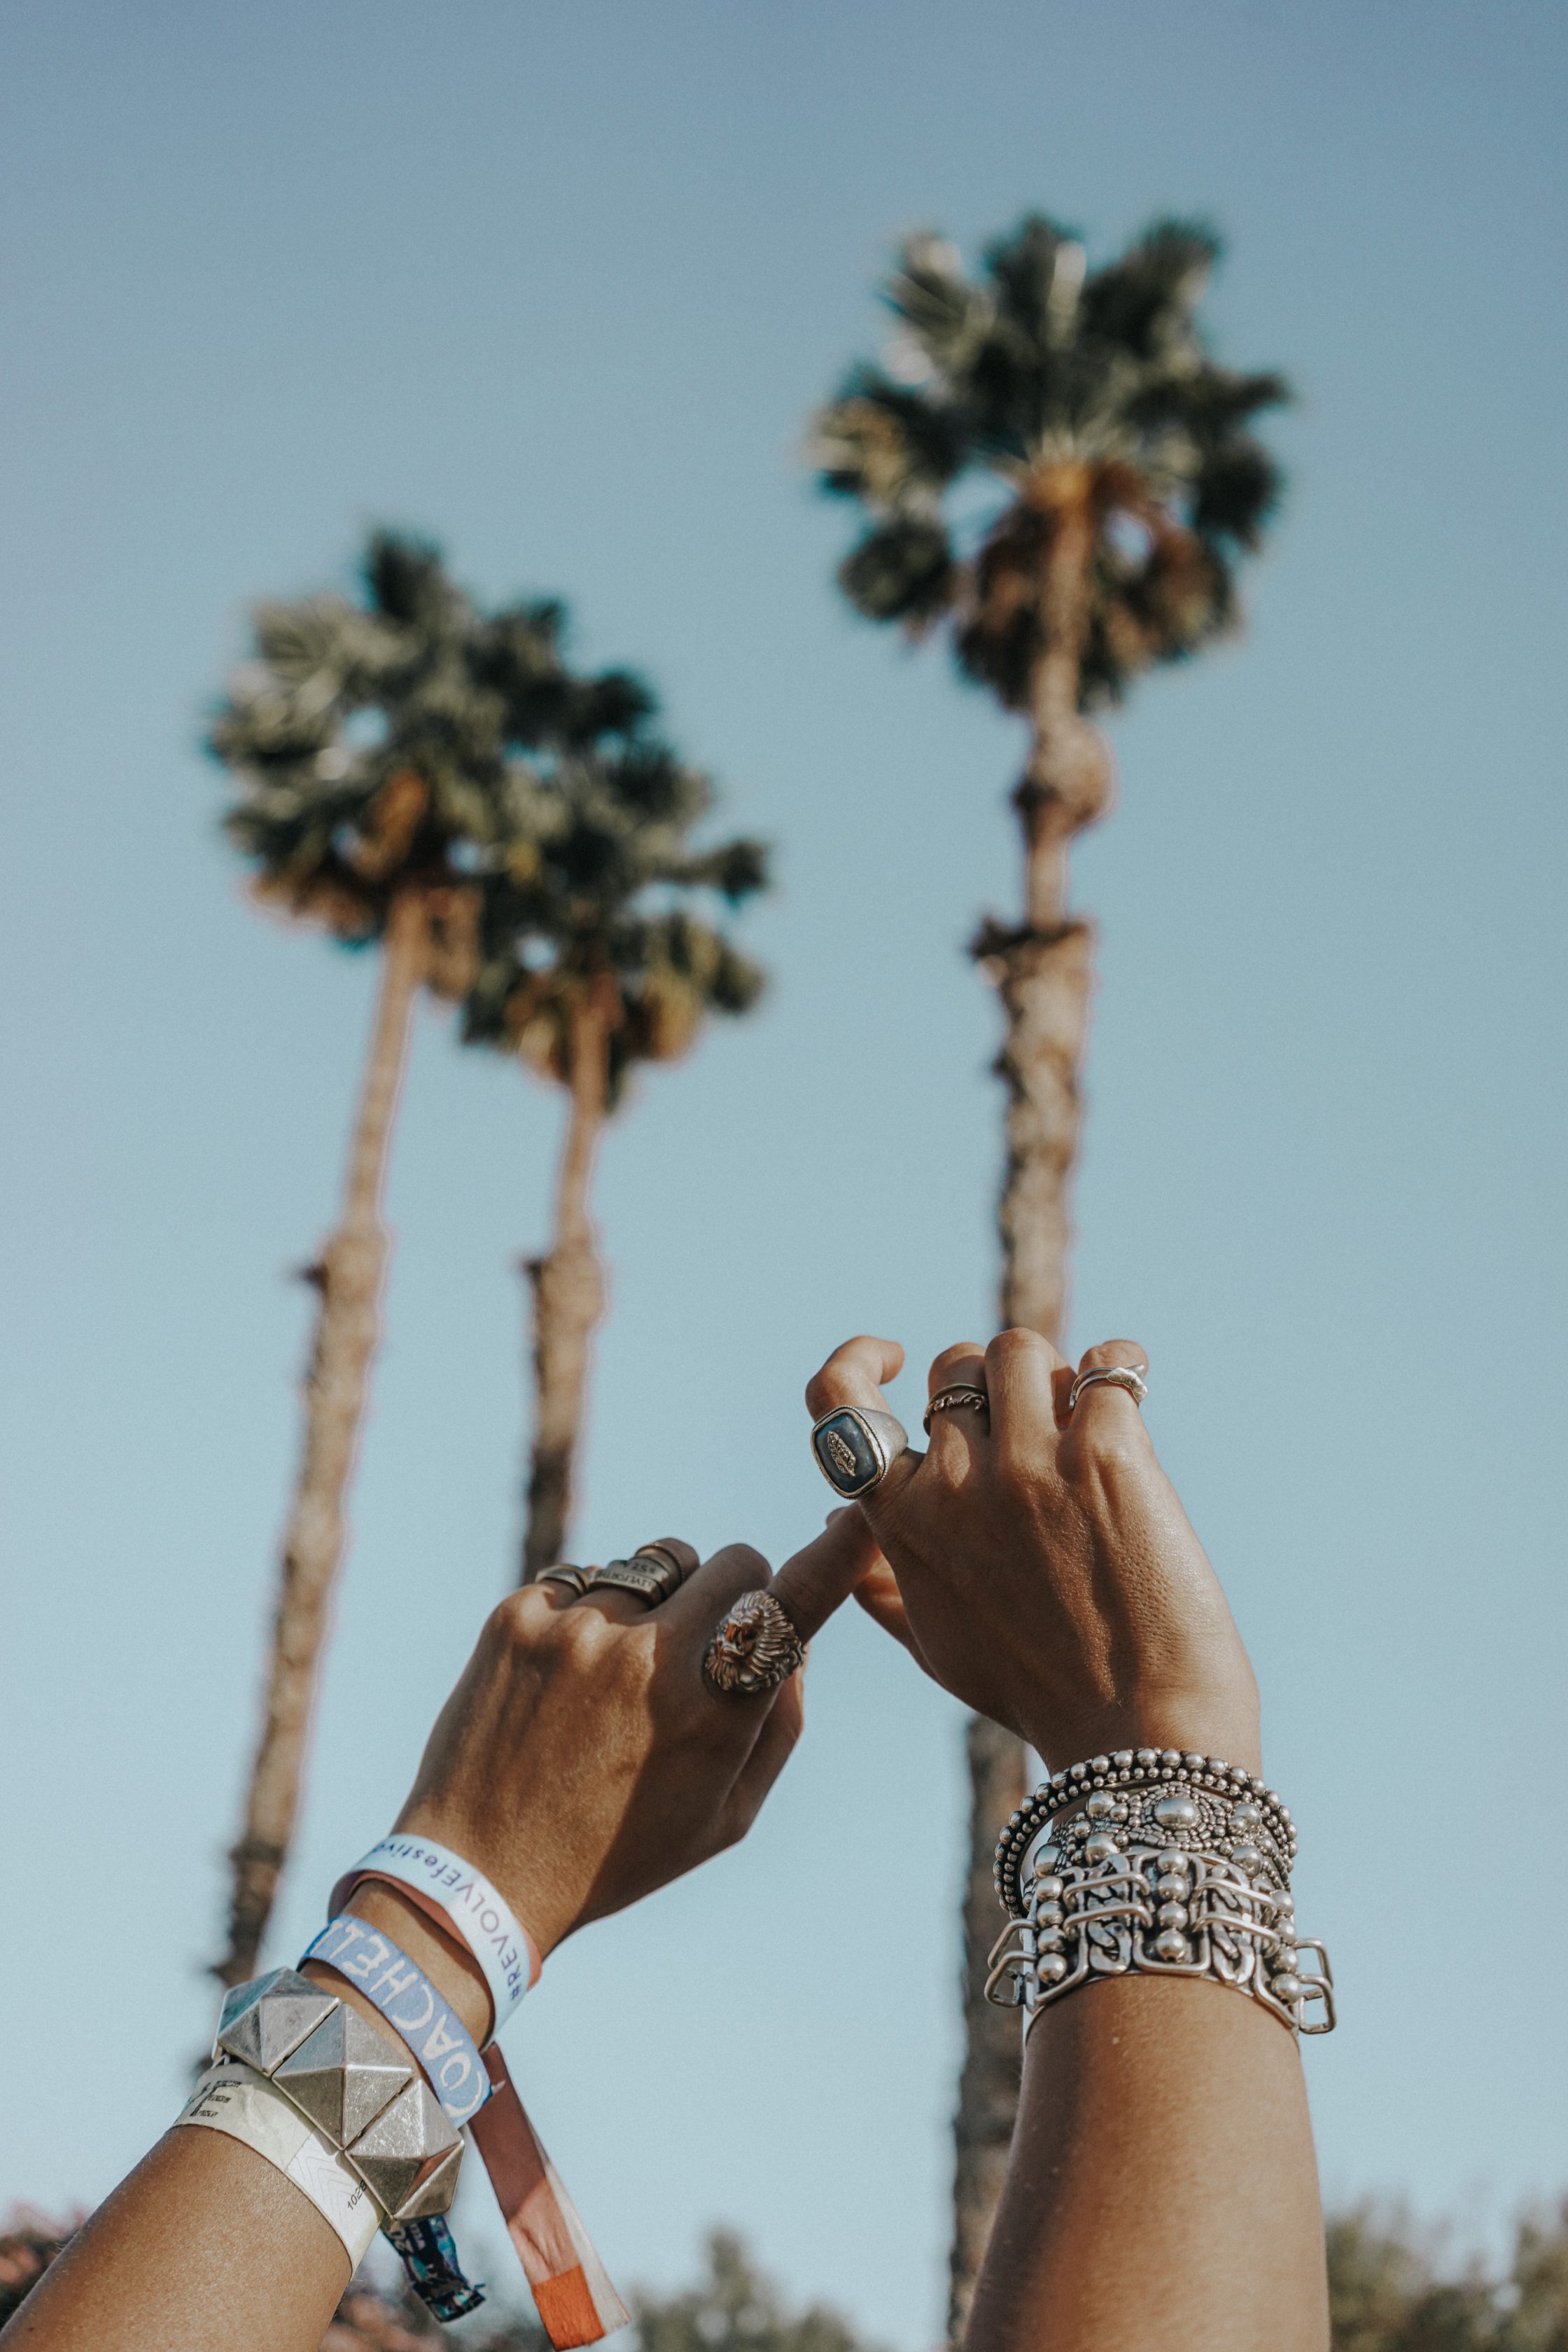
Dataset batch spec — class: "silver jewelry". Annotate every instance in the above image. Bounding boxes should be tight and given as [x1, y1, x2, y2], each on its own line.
[703, 1589, 806, 1695]
[1067, 1364, 1148, 1412]
[994, 1749, 1296, 1919]
[985, 1749, 1334, 2040]
[536, 1564, 589, 1597]
[583, 1545, 692, 1607]
[986, 1842, 1334, 2038]
[215, 1968, 463, 2220]
[810, 1406, 909, 1497]
[923, 1385, 990, 1436]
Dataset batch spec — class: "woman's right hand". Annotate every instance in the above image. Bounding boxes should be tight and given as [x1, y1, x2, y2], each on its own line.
[807, 1329, 1262, 1774]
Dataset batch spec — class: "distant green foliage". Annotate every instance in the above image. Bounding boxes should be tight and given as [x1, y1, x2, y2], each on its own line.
[207, 532, 767, 1078]
[7, 2210, 1568, 2348]
[631, 2230, 875, 2352]
[1327, 2203, 1568, 2351]
[210, 532, 567, 944]
[812, 214, 1289, 709]
[460, 638, 769, 1106]
[318, 2231, 877, 2352]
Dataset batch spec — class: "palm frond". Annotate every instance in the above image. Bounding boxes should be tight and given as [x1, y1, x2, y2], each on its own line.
[816, 207, 1288, 709]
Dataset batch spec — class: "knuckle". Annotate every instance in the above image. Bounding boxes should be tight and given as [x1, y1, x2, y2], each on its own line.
[488, 1591, 537, 1656]
[710, 1541, 771, 1585]
[988, 1326, 1047, 1366]
[1082, 1418, 1148, 1472]
[1081, 1336, 1147, 1371]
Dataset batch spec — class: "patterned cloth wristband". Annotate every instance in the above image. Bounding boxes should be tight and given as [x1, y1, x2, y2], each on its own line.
[176, 2061, 380, 2267]
[306, 1875, 628, 2348]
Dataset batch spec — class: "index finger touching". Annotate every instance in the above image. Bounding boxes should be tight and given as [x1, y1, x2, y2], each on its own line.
[768, 1508, 883, 1643]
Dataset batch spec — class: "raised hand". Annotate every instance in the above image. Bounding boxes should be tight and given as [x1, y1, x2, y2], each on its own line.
[807, 1329, 1261, 1773]
[393, 1511, 881, 1961]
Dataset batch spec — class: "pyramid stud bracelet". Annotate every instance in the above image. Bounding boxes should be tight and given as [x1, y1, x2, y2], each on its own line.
[988, 1749, 1335, 2038]
[214, 1967, 463, 2221]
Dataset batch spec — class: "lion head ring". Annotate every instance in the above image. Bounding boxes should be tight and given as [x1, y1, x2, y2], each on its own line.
[704, 1590, 806, 1696]
[809, 1406, 909, 1499]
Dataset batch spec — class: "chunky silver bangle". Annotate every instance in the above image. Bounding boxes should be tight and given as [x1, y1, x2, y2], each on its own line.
[987, 1750, 1334, 2038]
[214, 1966, 463, 2221]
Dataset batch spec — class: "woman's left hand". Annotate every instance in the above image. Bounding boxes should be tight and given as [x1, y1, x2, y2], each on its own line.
[393, 1511, 879, 1963]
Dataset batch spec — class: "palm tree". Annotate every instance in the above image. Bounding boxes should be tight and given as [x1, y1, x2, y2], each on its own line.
[461, 646, 767, 1582]
[207, 531, 575, 1988]
[811, 214, 1289, 2336]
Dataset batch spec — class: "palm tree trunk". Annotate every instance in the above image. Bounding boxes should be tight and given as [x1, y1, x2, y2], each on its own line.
[519, 1000, 609, 1584]
[950, 472, 1113, 2342]
[214, 887, 428, 1991]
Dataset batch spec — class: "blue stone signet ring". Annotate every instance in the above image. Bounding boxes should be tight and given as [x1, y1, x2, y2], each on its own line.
[810, 1406, 909, 1499]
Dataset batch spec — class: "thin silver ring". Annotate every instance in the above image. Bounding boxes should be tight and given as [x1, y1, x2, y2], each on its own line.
[810, 1406, 909, 1499]
[1067, 1364, 1149, 1413]
[923, 1384, 990, 1436]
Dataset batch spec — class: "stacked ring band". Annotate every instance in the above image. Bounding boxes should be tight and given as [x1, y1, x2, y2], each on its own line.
[1067, 1364, 1148, 1413]
[923, 1384, 990, 1435]
[585, 1544, 694, 1606]
[536, 1564, 589, 1596]
[810, 1406, 909, 1498]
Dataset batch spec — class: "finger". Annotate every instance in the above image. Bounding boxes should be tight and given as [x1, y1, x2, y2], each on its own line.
[708, 1672, 806, 1851]
[850, 1560, 934, 1672]
[662, 1540, 774, 1639]
[768, 1508, 881, 1642]
[984, 1326, 1069, 1467]
[923, 1341, 990, 1469]
[804, 1334, 904, 1420]
[1065, 1337, 1154, 1449]
[804, 1335, 923, 1508]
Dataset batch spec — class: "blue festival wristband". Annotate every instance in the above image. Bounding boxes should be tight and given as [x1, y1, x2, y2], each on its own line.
[303, 1913, 491, 2127]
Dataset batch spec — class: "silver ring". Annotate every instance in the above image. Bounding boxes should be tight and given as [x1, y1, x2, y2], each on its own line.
[704, 1589, 806, 1695]
[923, 1384, 990, 1436]
[1067, 1364, 1149, 1413]
[535, 1564, 589, 1597]
[584, 1544, 694, 1608]
[810, 1406, 909, 1498]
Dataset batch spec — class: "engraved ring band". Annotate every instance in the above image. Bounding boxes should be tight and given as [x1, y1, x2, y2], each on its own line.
[923, 1384, 990, 1436]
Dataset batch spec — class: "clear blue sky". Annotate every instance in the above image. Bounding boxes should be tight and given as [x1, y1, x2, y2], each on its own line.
[2, 0, 1565, 2338]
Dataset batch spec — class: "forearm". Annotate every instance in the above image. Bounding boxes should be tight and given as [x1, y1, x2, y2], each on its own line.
[0, 2127, 349, 2352]
[968, 1977, 1327, 2352]
[2, 1884, 483, 2352]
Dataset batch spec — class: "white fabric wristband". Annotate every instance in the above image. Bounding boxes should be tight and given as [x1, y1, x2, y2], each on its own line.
[176, 2061, 380, 2267]
[331, 1834, 540, 2035]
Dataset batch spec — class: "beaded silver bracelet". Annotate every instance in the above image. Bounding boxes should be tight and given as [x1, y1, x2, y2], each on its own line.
[988, 1750, 1334, 2037]
[993, 1747, 1296, 1921]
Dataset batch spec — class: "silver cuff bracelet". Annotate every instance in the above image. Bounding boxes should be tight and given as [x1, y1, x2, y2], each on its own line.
[214, 1966, 464, 2221]
[988, 1749, 1334, 2038]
